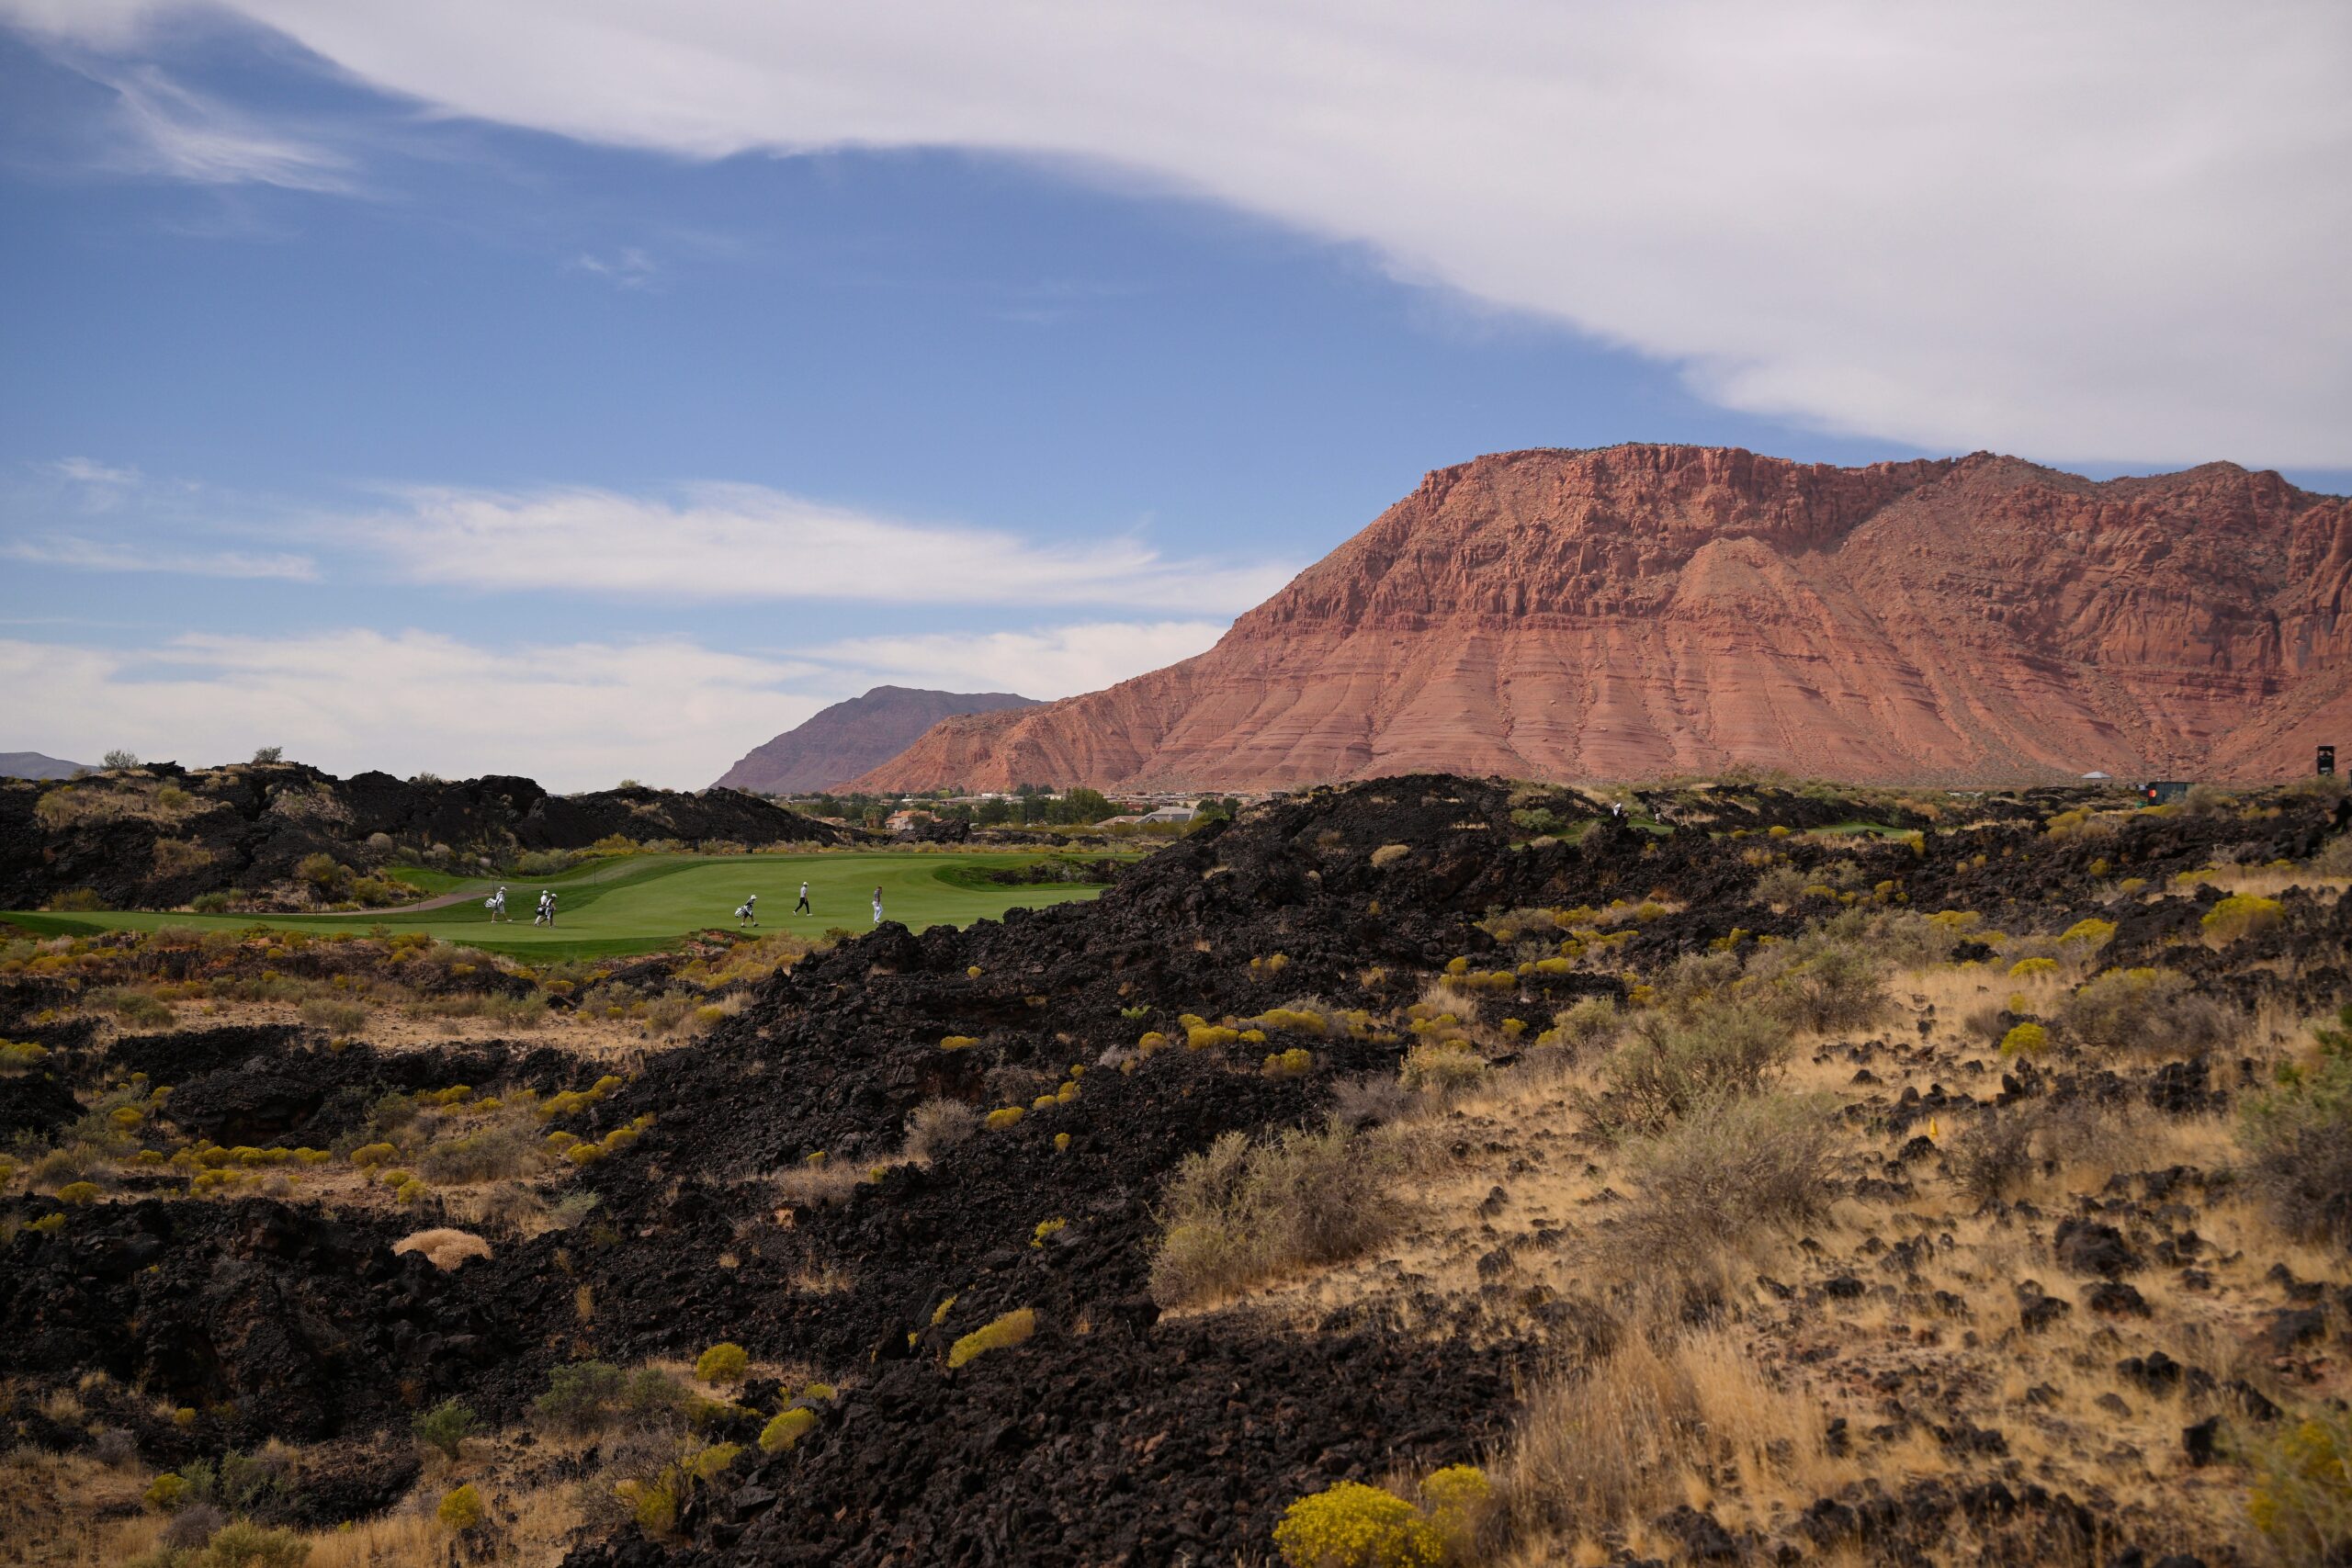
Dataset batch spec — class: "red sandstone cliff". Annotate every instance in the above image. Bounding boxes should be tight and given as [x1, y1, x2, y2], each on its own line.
[850, 446, 2352, 790]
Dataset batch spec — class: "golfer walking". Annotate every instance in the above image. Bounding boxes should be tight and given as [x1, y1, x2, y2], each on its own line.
[794, 880, 811, 915]
[735, 893, 758, 928]
[484, 885, 509, 922]
[871, 885, 884, 926]
[535, 889, 556, 927]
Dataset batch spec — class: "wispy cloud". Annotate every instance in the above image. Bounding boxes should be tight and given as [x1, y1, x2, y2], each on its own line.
[571, 248, 661, 289]
[344, 481, 1299, 613]
[94, 62, 352, 192]
[3, 534, 317, 580]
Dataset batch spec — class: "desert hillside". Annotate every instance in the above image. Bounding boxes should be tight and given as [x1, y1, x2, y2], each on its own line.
[854, 445, 2352, 791]
[716, 687, 1040, 795]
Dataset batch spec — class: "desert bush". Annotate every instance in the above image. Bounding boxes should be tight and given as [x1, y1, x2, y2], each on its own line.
[946, 1306, 1036, 1369]
[535, 1361, 684, 1434]
[131, 1520, 311, 1568]
[1950, 1109, 2038, 1204]
[695, 1342, 750, 1385]
[297, 997, 368, 1037]
[1272, 1481, 1441, 1567]
[1535, 997, 1622, 1057]
[419, 1123, 539, 1184]
[904, 1098, 978, 1163]
[1586, 1002, 1793, 1139]
[1999, 1021, 2048, 1056]
[157, 1502, 226, 1549]
[1148, 1123, 1402, 1306]
[413, 1399, 477, 1461]
[1399, 1041, 1486, 1095]
[1749, 936, 1886, 1032]
[1619, 1093, 1838, 1258]
[2242, 1007, 2352, 1245]
[985, 1106, 1025, 1131]
[436, 1483, 485, 1532]
[152, 838, 216, 878]
[1371, 843, 1411, 868]
[2058, 966, 2237, 1056]
[1650, 952, 1742, 1018]
[2239, 1410, 2352, 1563]
[2204, 893, 2286, 943]
[1750, 863, 1809, 905]
[392, 1227, 493, 1270]
[1329, 1074, 1413, 1129]
[92, 986, 173, 1025]
[760, 1406, 818, 1452]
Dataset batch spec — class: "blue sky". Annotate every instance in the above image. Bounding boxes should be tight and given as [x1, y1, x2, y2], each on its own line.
[2, 4, 2346, 788]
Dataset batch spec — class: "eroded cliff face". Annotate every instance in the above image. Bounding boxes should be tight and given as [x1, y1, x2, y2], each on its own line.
[854, 446, 2352, 790]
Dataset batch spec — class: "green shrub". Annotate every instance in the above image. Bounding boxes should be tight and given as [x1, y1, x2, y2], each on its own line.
[436, 1483, 484, 1532]
[2241, 1410, 2352, 1561]
[946, 1306, 1036, 1369]
[44, 888, 109, 912]
[1148, 1123, 1401, 1306]
[695, 1342, 750, 1385]
[1999, 1022, 2048, 1056]
[298, 998, 368, 1037]
[2057, 966, 2236, 1056]
[1622, 1092, 1838, 1257]
[2203, 893, 2285, 943]
[534, 1360, 683, 1432]
[984, 1106, 1024, 1131]
[413, 1398, 477, 1461]
[759, 1406, 817, 1453]
[1398, 1041, 1484, 1094]
[1272, 1481, 1441, 1568]
[93, 987, 173, 1026]
[2242, 1007, 2352, 1244]
[1586, 1001, 1792, 1138]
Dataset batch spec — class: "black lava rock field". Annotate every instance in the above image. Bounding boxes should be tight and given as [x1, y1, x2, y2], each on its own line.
[4, 773, 2350, 1567]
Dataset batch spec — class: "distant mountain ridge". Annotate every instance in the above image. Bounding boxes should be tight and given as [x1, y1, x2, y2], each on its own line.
[852, 444, 2352, 791]
[716, 686, 1041, 794]
[0, 752, 93, 781]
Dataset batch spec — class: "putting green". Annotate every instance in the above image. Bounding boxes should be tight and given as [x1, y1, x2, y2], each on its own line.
[1, 851, 1130, 959]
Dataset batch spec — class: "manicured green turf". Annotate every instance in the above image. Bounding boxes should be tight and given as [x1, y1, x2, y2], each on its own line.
[1, 851, 1130, 959]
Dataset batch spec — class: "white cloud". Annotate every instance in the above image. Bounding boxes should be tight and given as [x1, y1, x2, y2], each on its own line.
[49, 457, 141, 491]
[0, 631, 829, 791]
[571, 248, 660, 289]
[88, 61, 351, 191]
[3, 534, 317, 580]
[342, 481, 1298, 612]
[808, 619, 1228, 698]
[4, 1, 2345, 464]
[0, 620, 1220, 789]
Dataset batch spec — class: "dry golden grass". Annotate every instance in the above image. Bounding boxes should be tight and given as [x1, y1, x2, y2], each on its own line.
[0, 1447, 163, 1564]
[391, 1226, 492, 1270]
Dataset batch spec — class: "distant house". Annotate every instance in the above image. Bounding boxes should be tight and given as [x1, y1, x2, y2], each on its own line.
[885, 808, 935, 832]
[2080, 771, 2111, 781]
[1136, 806, 1197, 825]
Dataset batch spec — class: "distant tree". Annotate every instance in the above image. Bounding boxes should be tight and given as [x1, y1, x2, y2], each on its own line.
[1194, 796, 1236, 823]
[251, 746, 284, 764]
[101, 749, 138, 771]
[1054, 787, 1115, 825]
[975, 798, 1012, 827]
[617, 779, 643, 789]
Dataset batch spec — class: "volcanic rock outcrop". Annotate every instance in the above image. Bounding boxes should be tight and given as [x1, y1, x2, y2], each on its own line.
[854, 445, 2352, 790]
[716, 685, 1040, 794]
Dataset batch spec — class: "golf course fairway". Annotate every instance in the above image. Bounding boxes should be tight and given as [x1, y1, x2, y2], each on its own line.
[0, 850, 1132, 959]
